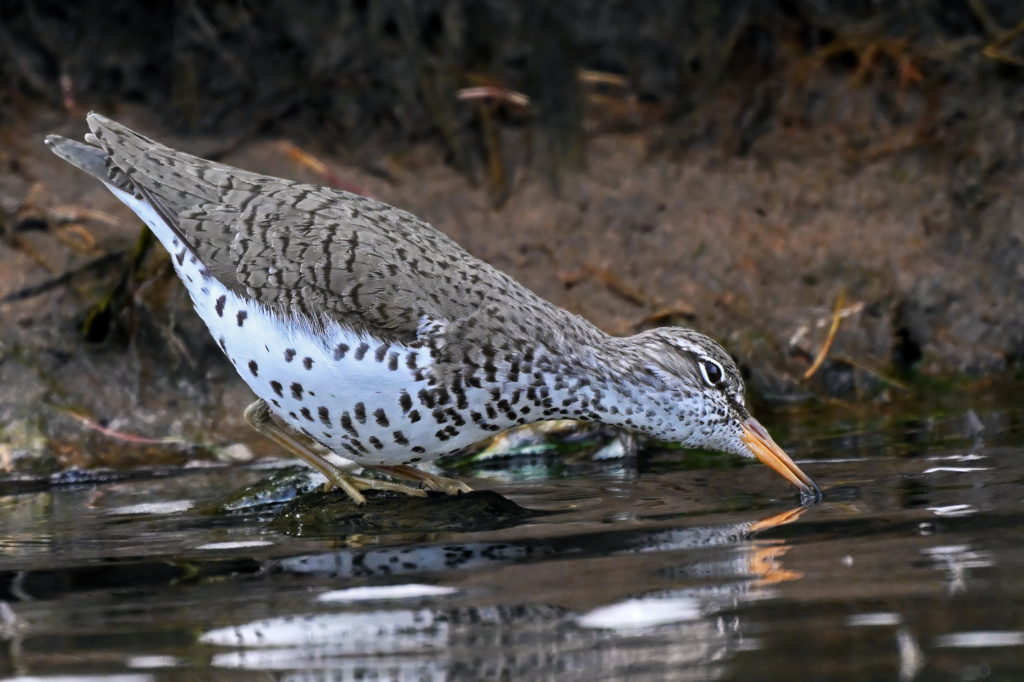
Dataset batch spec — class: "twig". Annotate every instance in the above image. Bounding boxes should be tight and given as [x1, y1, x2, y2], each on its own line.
[804, 288, 846, 379]
[0, 251, 125, 303]
[66, 411, 188, 447]
[831, 353, 909, 390]
[456, 86, 531, 108]
[560, 263, 648, 307]
[982, 18, 1024, 67]
[276, 142, 372, 196]
[614, 303, 697, 335]
[578, 70, 629, 88]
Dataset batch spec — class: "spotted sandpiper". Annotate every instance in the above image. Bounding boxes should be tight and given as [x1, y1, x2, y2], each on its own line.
[46, 114, 820, 504]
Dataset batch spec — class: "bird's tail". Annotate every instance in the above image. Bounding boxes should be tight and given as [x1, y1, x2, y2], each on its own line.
[44, 134, 109, 183]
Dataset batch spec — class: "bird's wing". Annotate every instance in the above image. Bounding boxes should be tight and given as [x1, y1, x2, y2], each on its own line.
[177, 195, 539, 343]
[68, 113, 555, 345]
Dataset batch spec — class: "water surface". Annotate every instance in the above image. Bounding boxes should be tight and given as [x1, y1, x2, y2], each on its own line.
[0, 405, 1022, 680]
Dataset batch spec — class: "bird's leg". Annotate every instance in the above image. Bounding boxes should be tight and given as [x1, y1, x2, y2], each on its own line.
[373, 464, 473, 495]
[243, 400, 427, 504]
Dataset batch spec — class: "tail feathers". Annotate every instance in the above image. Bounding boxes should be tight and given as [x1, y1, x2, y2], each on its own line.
[85, 112, 164, 162]
[46, 112, 171, 192]
[44, 135, 109, 183]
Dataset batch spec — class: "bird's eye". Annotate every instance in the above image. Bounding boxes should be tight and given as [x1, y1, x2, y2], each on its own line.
[698, 358, 724, 387]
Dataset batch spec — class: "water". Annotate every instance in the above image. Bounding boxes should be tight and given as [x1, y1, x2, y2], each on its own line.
[0, 405, 1023, 680]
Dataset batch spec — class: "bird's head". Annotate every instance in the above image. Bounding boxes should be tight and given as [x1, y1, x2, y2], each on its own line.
[620, 327, 820, 501]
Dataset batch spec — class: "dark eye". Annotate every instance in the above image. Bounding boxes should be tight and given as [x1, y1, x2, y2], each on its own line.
[698, 359, 724, 387]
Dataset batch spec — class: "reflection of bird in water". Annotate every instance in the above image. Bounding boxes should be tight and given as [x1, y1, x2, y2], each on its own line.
[48, 114, 819, 503]
[200, 505, 809, 677]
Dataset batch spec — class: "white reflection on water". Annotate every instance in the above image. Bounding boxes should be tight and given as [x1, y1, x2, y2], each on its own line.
[846, 612, 902, 627]
[577, 594, 702, 630]
[927, 504, 976, 517]
[196, 539, 275, 550]
[317, 584, 458, 603]
[922, 544, 993, 595]
[201, 609, 445, 651]
[125, 655, 183, 668]
[922, 467, 990, 474]
[935, 631, 1024, 648]
[104, 500, 194, 515]
[4, 671, 154, 675]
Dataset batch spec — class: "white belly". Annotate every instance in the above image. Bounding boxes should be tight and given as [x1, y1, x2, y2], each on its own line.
[106, 186, 514, 466]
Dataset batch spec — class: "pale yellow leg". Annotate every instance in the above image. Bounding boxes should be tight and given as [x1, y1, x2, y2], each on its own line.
[374, 464, 473, 495]
[243, 399, 427, 505]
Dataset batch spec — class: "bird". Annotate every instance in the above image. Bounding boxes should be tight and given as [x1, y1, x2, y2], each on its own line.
[46, 113, 821, 504]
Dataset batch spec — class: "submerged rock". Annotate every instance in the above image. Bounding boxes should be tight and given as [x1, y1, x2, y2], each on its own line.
[270, 489, 541, 536]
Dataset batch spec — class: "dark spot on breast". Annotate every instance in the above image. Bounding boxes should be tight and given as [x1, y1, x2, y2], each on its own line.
[374, 344, 390, 362]
[215, 295, 226, 317]
[300, 407, 313, 421]
[368, 436, 384, 450]
[408, 409, 421, 423]
[340, 412, 358, 438]
[303, 357, 313, 370]
[406, 352, 418, 369]
[236, 310, 247, 327]
[291, 382, 304, 400]
[393, 430, 409, 445]
[411, 446, 426, 454]
[417, 389, 435, 409]
[176, 249, 187, 266]
[218, 337, 227, 352]
[333, 343, 349, 360]
[373, 408, 390, 427]
[248, 360, 258, 377]
[353, 402, 366, 423]
[387, 352, 399, 371]
[399, 391, 412, 413]
[284, 348, 296, 363]
[354, 343, 370, 361]
[318, 406, 330, 426]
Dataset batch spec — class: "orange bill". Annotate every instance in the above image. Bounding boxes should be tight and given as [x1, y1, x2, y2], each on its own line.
[741, 417, 821, 501]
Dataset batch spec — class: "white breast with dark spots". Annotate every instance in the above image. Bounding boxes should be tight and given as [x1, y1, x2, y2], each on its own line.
[107, 186, 520, 465]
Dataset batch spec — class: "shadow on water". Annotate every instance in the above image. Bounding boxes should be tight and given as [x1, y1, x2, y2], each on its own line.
[0, 405, 1023, 679]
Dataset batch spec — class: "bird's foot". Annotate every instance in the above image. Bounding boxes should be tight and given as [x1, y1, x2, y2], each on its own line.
[373, 464, 473, 495]
[314, 473, 428, 505]
[243, 399, 426, 505]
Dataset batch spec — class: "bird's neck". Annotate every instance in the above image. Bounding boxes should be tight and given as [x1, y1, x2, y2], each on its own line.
[515, 327, 678, 438]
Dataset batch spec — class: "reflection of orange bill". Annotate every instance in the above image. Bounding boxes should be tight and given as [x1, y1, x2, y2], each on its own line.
[748, 506, 808, 533]
[741, 418, 821, 500]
